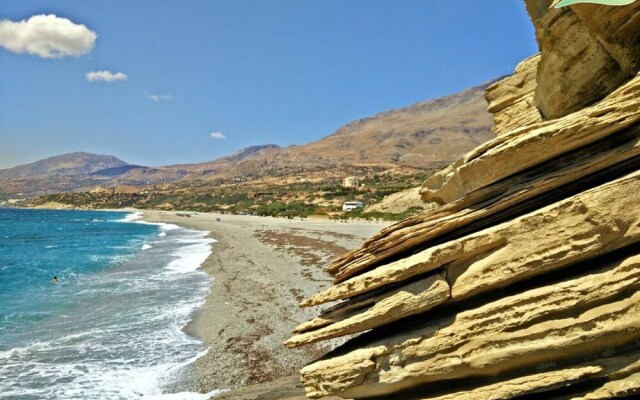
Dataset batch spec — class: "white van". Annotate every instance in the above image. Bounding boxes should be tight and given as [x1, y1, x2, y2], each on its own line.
[342, 201, 364, 212]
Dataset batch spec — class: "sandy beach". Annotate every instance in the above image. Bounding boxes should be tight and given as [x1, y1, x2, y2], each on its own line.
[141, 211, 388, 397]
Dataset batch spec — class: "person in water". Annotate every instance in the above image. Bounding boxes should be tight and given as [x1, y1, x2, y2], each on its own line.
[51, 276, 58, 284]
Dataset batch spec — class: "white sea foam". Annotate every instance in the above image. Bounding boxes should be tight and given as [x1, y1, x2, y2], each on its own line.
[118, 211, 144, 222]
[159, 223, 180, 231]
[135, 349, 228, 400]
[0, 356, 225, 399]
[166, 236, 214, 274]
[1, 211, 219, 399]
[144, 221, 181, 231]
[0, 340, 53, 359]
[0, 328, 111, 361]
[117, 211, 181, 243]
[124, 213, 215, 274]
[119, 211, 180, 232]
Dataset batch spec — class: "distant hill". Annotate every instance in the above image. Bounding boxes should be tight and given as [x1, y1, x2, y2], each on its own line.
[158, 82, 495, 182]
[0, 152, 129, 179]
[286, 82, 494, 169]
[1, 81, 496, 199]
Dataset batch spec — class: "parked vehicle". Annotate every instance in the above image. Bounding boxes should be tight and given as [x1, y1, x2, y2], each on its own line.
[342, 201, 364, 212]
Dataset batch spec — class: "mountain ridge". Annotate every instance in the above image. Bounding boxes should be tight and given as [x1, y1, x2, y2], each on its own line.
[1, 81, 496, 199]
[153, 81, 495, 182]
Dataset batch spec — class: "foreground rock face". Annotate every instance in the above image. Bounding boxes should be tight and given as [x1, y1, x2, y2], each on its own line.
[288, 2, 640, 399]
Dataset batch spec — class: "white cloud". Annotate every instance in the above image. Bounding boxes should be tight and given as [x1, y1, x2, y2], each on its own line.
[0, 14, 97, 58]
[148, 94, 173, 101]
[210, 131, 226, 140]
[86, 70, 127, 83]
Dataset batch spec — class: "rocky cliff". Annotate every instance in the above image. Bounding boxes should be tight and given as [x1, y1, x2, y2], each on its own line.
[288, 2, 640, 399]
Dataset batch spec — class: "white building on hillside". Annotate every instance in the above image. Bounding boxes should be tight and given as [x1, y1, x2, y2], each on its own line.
[343, 176, 360, 188]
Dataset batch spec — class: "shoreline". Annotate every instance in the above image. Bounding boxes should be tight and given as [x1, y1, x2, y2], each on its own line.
[0, 208, 222, 399]
[140, 210, 389, 397]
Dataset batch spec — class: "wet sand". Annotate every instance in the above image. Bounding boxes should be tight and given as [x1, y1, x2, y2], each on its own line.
[141, 211, 388, 397]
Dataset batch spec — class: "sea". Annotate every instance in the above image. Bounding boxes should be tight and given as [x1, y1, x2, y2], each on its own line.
[0, 208, 222, 399]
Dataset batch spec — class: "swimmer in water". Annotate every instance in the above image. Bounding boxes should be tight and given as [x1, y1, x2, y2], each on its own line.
[51, 276, 58, 284]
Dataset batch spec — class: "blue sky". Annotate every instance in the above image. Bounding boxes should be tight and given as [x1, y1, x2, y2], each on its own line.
[0, 1, 537, 169]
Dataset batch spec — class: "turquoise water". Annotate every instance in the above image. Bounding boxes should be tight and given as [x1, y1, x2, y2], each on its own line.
[0, 209, 218, 399]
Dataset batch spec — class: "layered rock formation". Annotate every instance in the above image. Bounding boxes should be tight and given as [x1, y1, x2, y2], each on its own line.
[484, 54, 541, 135]
[528, 0, 640, 119]
[287, 2, 640, 399]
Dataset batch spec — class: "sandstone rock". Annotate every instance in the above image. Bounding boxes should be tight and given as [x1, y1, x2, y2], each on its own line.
[286, 273, 449, 348]
[303, 233, 502, 307]
[490, 0, 640, 126]
[327, 127, 640, 283]
[419, 366, 604, 400]
[300, 255, 640, 398]
[291, 2, 640, 399]
[305, 170, 640, 308]
[527, 0, 628, 119]
[485, 54, 541, 135]
[420, 352, 640, 400]
[365, 187, 435, 214]
[574, 372, 640, 399]
[526, 0, 640, 119]
[296, 236, 640, 350]
[569, 3, 640, 77]
[420, 72, 640, 205]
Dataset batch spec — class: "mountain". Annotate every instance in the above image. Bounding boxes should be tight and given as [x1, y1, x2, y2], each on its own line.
[162, 82, 495, 182]
[288, 82, 494, 168]
[1, 82, 496, 198]
[0, 152, 129, 179]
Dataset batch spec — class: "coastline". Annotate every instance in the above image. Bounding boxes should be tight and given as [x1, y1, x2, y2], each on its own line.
[140, 210, 389, 397]
[1, 208, 223, 399]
